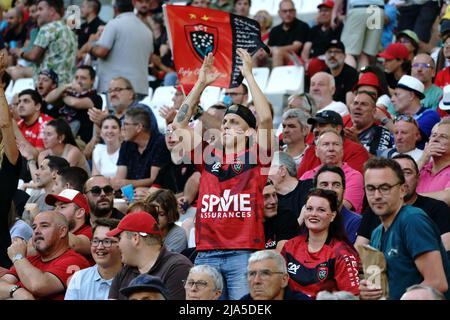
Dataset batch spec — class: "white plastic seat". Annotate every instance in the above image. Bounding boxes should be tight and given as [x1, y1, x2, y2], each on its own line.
[265, 65, 304, 95]
[11, 78, 35, 96]
[150, 86, 177, 109]
[200, 86, 222, 110]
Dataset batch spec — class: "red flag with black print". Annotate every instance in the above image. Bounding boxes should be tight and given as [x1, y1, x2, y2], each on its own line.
[163, 4, 268, 89]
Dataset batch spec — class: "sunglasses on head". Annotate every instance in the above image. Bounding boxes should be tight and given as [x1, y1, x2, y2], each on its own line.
[394, 115, 419, 126]
[86, 185, 114, 196]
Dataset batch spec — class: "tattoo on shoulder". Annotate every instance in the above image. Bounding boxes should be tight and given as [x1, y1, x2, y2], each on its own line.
[176, 104, 189, 122]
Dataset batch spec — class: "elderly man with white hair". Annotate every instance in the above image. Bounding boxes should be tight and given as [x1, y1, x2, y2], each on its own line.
[240, 250, 310, 300]
[309, 72, 349, 116]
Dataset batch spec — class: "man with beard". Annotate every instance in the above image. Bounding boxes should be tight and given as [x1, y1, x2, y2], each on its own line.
[356, 154, 450, 256]
[46, 189, 93, 256]
[77, 0, 104, 49]
[0, 211, 90, 300]
[84, 175, 124, 225]
[324, 40, 358, 104]
[37, 69, 59, 118]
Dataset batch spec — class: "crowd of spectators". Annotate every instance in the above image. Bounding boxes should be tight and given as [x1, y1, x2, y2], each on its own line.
[0, 0, 449, 301]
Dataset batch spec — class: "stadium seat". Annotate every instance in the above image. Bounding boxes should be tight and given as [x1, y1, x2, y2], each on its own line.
[11, 78, 35, 96]
[200, 86, 221, 110]
[265, 65, 304, 94]
[148, 87, 153, 101]
[99, 93, 108, 111]
[249, 0, 278, 16]
[4, 80, 14, 103]
[150, 86, 177, 109]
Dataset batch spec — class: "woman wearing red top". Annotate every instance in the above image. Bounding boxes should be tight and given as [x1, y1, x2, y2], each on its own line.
[281, 188, 360, 299]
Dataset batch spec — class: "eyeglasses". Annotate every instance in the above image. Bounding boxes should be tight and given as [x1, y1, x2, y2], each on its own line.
[107, 87, 131, 94]
[91, 238, 118, 247]
[247, 269, 284, 280]
[412, 63, 432, 69]
[123, 122, 139, 127]
[394, 115, 419, 127]
[365, 182, 402, 196]
[86, 185, 114, 196]
[182, 279, 208, 290]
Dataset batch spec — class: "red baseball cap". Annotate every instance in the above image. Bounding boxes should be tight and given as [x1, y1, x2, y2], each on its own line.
[318, 0, 334, 9]
[353, 72, 382, 97]
[45, 189, 90, 214]
[106, 211, 161, 237]
[378, 43, 409, 60]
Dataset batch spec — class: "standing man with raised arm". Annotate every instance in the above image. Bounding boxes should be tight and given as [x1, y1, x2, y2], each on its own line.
[172, 48, 273, 300]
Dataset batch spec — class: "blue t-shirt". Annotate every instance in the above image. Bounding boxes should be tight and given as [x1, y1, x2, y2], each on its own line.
[414, 107, 441, 149]
[381, 4, 398, 49]
[341, 207, 362, 244]
[371, 205, 450, 300]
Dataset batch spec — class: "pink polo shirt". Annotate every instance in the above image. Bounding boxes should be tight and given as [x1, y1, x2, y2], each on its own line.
[300, 162, 364, 213]
[417, 162, 450, 193]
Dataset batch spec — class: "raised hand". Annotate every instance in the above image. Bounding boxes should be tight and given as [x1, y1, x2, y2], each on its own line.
[197, 52, 220, 87]
[236, 48, 253, 79]
[0, 49, 8, 76]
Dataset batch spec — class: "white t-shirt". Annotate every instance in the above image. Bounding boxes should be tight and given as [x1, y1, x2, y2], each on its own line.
[321, 101, 349, 116]
[393, 148, 424, 163]
[92, 144, 120, 177]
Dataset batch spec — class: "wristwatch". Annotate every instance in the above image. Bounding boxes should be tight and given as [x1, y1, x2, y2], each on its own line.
[9, 285, 21, 298]
[12, 253, 24, 264]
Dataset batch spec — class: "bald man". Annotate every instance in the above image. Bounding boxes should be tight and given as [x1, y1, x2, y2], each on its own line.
[0, 211, 90, 300]
[309, 72, 349, 116]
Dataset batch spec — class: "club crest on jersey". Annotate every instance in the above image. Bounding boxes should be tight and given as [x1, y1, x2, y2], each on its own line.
[317, 264, 328, 281]
[231, 160, 243, 175]
[185, 24, 218, 62]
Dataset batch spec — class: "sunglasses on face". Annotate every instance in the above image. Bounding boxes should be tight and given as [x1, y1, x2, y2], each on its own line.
[86, 185, 114, 196]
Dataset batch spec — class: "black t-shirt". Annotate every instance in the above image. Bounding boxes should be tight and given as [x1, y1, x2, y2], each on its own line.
[327, 63, 358, 103]
[385, 72, 398, 90]
[268, 18, 310, 54]
[359, 124, 393, 155]
[307, 23, 343, 58]
[358, 195, 450, 240]
[264, 207, 301, 249]
[277, 179, 313, 222]
[60, 90, 103, 143]
[3, 26, 27, 47]
[77, 16, 105, 49]
[153, 162, 196, 194]
[0, 154, 22, 268]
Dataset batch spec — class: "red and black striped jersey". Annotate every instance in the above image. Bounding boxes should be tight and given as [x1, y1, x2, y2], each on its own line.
[281, 234, 360, 299]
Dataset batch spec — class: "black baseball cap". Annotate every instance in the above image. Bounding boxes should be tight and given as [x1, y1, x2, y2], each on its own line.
[307, 110, 344, 127]
[326, 39, 345, 53]
[119, 274, 169, 299]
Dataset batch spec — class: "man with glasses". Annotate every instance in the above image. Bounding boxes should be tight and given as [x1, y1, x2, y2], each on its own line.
[223, 83, 248, 106]
[112, 107, 170, 190]
[240, 250, 309, 300]
[268, 0, 309, 67]
[377, 115, 423, 162]
[84, 175, 125, 225]
[360, 157, 450, 300]
[65, 218, 122, 300]
[356, 154, 450, 256]
[185, 265, 223, 300]
[411, 53, 442, 110]
[107, 211, 193, 300]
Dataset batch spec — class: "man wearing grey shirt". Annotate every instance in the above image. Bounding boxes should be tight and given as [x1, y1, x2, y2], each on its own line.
[89, 0, 153, 99]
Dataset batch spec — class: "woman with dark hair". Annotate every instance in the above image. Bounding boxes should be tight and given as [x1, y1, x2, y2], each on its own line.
[37, 118, 90, 174]
[281, 188, 360, 299]
[92, 115, 122, 177]
[145, 189, 187, 253]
